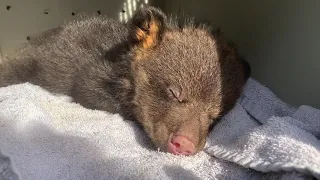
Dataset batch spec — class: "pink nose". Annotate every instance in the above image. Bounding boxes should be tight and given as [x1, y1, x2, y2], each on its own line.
[167, 135, 196, 155]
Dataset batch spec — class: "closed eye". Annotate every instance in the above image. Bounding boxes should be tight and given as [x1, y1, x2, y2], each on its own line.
[167, 86, 186, 103]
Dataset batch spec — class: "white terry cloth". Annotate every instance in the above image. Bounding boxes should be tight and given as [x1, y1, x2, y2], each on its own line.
[0, 79, 319, 180]
[206, 78, 320, 179]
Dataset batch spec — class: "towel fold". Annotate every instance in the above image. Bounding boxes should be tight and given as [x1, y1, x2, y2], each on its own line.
[206, 78, 320, 179]
[0, 78, 319, 180]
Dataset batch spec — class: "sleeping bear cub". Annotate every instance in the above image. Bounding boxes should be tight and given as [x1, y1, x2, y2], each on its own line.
[0, 6, 250, 155]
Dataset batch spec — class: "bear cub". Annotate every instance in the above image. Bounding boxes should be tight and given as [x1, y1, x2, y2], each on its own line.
[0, 6, 250, 155]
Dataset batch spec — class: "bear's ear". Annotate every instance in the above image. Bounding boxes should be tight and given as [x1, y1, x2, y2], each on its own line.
[128, 6, 166, 49]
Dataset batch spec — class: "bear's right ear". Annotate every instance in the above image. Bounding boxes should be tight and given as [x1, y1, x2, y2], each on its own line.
[128, 6, 167, 50]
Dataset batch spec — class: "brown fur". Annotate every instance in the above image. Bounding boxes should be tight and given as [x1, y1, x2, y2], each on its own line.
[0, 6, 250, 155]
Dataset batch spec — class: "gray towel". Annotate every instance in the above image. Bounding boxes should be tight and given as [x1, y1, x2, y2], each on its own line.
[206, 78, 320, 179]
[0, 150, 19, 180]
[0, 78, 319, 180]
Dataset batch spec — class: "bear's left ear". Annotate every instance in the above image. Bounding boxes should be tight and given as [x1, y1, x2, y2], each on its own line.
[128, 6, 167, 49]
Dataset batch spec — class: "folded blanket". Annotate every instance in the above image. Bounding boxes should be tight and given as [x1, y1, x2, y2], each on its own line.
[0, 78, 319, 180]
[206, 79, 320, 179]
